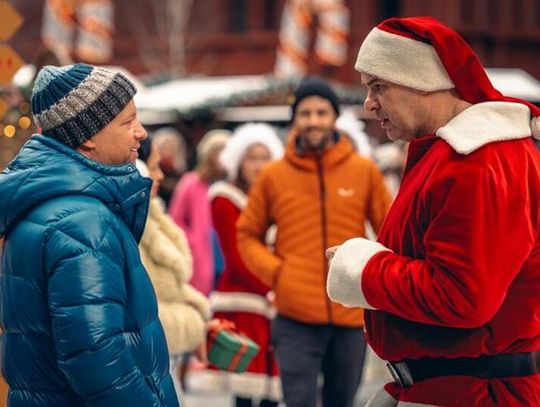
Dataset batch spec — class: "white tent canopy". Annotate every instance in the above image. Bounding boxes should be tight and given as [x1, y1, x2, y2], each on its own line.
[485, 68, 540, 102]
[134, 75, 280, 111]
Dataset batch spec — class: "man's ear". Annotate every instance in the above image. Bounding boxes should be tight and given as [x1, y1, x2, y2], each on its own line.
[78, 138, 96, 151]
[76, 138, 96, 157]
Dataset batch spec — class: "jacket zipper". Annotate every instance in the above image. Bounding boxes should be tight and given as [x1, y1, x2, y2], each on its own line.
[316, 155, 333, 324]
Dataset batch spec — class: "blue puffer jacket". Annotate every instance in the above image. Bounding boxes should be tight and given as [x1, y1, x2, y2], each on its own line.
[0, 135, 179, 406]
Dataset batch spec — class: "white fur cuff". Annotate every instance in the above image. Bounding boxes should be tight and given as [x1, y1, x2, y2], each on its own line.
[326, 238, 390, 309]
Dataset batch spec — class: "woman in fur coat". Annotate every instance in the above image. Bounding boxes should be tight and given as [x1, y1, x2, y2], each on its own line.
[137, 138, 211, 401]
[208, 123, 284, 407]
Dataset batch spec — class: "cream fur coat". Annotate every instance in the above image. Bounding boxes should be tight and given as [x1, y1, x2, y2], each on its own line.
[140, 198, 211, 355]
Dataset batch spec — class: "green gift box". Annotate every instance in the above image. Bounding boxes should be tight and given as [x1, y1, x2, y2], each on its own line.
[207, 320, 260, 373]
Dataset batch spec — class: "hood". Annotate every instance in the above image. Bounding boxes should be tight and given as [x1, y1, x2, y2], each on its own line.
[284, 129, 355, 171]
[0, 135, 152, 241]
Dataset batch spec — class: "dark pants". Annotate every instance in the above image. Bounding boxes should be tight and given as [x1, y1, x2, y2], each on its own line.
[272, 315, 367, 407]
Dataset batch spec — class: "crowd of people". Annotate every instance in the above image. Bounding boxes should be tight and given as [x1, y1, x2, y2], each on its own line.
[0, 16, 539, 407]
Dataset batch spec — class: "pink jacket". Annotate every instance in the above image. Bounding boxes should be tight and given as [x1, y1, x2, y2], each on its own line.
[169, 172, 214, 296]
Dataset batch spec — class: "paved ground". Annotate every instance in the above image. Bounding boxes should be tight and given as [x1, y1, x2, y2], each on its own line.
[180, 348, 391, 406]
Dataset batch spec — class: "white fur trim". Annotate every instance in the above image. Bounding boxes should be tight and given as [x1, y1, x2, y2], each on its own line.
[437, 102, 532, 154]
[230, 373, 282, 401]
[532, 116, 540, 140]
[326, 238, 390, 309]
[210, 291, 276, 319]
[219, 123, 284, 181]
[208, 181, 247, 209]
[356, 28, 454, 92]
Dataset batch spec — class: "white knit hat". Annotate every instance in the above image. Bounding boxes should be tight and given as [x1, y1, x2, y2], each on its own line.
[219, 123, 284, 181]
[196, 129, 231, 161]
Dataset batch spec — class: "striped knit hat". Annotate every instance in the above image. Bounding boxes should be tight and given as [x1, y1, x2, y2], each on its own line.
[31, 63, 137, 148]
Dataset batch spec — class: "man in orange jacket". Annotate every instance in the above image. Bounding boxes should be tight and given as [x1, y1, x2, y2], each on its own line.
[237, 76, 392, 407]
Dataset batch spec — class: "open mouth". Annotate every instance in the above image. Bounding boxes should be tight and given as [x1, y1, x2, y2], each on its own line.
[378, 118, 390, 128]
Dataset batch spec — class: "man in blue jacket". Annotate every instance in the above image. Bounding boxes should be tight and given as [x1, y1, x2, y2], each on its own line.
[0, 64, 178, 406]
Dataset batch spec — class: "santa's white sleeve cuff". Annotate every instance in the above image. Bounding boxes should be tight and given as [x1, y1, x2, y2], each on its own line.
[326, 237, 390, 309]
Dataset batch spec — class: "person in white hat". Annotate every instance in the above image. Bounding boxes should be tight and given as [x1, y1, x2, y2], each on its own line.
[208, 123, 284, 407]
[327, 16, 540, 406]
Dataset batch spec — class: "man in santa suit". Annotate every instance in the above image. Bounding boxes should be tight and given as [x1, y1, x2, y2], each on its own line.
[327, 17, 540, 406]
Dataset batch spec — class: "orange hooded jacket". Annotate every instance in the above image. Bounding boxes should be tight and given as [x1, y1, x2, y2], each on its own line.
[237, 131, 392, 327]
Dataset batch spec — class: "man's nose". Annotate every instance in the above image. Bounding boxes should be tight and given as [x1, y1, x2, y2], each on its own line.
[307, 113, 321, 126]
[364, 95, 379, 112]
[135, 120, 147, 140]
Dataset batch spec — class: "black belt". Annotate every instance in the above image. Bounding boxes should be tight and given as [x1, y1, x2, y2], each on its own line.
[386, 352, 538, 387]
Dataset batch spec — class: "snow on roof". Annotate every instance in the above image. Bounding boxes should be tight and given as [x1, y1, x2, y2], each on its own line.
[134, 75, 282, 112]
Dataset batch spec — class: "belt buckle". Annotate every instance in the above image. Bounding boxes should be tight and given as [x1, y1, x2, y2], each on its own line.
[385, 361, 414, 387]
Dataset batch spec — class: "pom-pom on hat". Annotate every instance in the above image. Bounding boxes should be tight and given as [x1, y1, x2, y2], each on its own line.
[219, 123, 284, 181]
[355, 16, 540, 138]
[291, 76, 340, 119]
[31, 63, 137, 148]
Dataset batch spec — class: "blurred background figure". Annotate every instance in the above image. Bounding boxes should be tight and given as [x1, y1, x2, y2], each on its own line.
[237, 76, 392, 407]
[168, 129, 230, 389]
[336, 108, 406, 196]
[209, 123, 284, 407]
[371, 142, 407, 197]
[152, 127, 189, 206]
[137, 137, 211, 404]
[169, 129, 230, 297]
[335, 108, 372, 157]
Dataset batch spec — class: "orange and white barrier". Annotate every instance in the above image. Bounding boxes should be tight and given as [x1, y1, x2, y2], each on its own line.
[42, 0, 114, 63]
[275, 0, 350, 78]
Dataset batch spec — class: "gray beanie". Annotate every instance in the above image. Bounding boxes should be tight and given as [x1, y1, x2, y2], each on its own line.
[31, 63, 137, 148]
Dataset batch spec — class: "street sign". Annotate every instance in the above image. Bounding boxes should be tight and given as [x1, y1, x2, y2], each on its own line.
[0, 1, 23, 41]
[0, 45, 23, 86]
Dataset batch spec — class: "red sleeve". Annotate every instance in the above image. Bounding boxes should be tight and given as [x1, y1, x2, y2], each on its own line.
[362, 151, 537, 328]
[211, 196, 269, 292]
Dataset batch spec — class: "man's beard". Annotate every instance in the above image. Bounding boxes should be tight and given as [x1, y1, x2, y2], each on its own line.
[301, 129, 333, 151]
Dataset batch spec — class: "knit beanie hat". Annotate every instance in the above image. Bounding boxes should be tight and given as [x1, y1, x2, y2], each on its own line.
[291, 76, 340, 119]
[355, 16, 540, 138]
[219, 123, 284, 181]
[31, 63, 137, 148]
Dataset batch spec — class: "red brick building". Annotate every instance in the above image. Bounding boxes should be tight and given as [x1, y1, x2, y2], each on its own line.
[8, 0, 540, 81]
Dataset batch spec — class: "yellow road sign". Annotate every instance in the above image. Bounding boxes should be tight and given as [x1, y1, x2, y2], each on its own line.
[0, 45, 23, 86]
[0, 1, 23, 41]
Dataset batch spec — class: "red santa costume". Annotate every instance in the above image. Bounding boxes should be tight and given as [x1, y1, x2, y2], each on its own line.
[327, 17, 540, 406]
[208, 123, 284, 403]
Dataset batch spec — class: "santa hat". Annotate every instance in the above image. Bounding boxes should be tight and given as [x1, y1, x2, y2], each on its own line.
[355, 16, 540, 138]
[219, 123, 284, 181]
